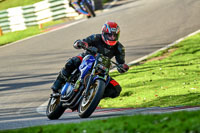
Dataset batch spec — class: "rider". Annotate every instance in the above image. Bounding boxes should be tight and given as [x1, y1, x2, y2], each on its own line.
[51, 21, 129, 98]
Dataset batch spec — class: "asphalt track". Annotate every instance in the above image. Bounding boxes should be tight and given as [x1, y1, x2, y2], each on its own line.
[1, 0, 200, 130]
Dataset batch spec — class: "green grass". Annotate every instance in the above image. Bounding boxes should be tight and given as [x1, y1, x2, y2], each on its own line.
[99, 33, 200, 108]
[42, 19, 66, 28]
[1, 110, 200, 133]
[0, 0, 43, 11]
[0, 26, 41, 45]
[103, 0, 112, 4]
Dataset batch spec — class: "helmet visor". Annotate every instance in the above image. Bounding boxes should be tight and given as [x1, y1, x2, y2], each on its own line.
[105, 33, 119, 41]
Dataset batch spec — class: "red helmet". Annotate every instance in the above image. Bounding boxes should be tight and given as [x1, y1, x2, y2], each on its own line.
[101, 21, 120, 46]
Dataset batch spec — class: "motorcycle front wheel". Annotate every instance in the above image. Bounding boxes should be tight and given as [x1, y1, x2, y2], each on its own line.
[46, 95, 66, 120]
[78, 79, 105, 118]
[84, 1, 96, 17]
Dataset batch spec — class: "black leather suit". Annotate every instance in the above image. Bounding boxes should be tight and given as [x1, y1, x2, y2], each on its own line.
[52, 34, 126, 98]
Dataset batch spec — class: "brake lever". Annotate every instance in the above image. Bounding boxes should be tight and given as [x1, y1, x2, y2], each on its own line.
[111, 61, 127, 72]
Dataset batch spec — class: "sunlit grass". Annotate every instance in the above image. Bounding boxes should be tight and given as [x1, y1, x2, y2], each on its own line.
[100, 33, 200, 108]
[0, 26, 41, 45]
[1, 110, 200, 133]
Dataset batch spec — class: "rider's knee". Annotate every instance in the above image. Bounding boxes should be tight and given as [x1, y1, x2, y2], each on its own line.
[64, 56, 82, 69]
[114, 85, 122, 97]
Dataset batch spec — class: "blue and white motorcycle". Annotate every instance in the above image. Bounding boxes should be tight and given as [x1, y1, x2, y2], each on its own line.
[46, 46, 125, 119]
[71, 0, 96, 18]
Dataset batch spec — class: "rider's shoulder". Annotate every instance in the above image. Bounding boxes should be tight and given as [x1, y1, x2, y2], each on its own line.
[86, 34, 101, 40]
[89, 34, 101, 40]
[116, 41, 124, 48]
[115, 42, 125, 52]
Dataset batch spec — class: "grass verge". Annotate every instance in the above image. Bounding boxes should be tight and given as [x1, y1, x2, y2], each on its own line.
[99, 33, 200, 108]
[1, 110, 200, 133]
[0, 26, 41, 46]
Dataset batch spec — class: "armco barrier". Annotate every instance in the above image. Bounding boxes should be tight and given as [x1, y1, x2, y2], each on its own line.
[0, 0, 79, 33]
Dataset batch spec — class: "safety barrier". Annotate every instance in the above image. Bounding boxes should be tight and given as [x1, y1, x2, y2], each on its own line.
[0, 0, 79, 33]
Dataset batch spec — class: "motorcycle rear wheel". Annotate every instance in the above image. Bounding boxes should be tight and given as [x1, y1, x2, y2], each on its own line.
[78, 79, 105, 118]
[46, 95, 66, 120]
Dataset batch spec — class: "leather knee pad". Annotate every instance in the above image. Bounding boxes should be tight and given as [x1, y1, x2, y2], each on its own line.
[64, 56, 82, 72]
[114, 85, 122, 97]
[103, 82, 122, 98]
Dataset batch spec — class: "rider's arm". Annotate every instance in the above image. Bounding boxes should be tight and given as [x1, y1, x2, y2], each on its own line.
[82, 34, 99, 46]
[73, 34, 98, 49]
[115, 43, 129, 73]
[115, 42, 125, 64]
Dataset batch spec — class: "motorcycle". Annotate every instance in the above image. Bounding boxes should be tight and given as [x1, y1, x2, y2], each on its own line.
[71, 0, 96, 18]
[46, 46, 126, 119]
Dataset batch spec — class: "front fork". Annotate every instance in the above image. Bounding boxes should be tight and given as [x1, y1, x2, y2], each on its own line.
[83, 54, 100, 98]
[83, 69, 109, 98]
[83, 67, 95, 98]
[82, 54, 110, 98]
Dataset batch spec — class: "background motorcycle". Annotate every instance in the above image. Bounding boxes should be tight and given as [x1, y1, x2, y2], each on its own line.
[46, 46, 126, 119]
[71, 0, 96, 18]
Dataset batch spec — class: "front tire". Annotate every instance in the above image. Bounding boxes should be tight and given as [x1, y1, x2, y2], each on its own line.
[46, 95, 66, 120]
[78, 79, 105, 118]
[84, 1, 96, 17]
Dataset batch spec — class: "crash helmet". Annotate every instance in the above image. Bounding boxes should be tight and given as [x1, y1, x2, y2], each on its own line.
[101, 21, 120, 46]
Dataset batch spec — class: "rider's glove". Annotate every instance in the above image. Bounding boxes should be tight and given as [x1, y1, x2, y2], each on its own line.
[117, 64, 129, 73]
[74, 40, 88, 49]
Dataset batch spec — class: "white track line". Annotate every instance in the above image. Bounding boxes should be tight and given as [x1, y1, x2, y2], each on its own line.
[0, 19, 87, 49]
[128, 29, 200, 66]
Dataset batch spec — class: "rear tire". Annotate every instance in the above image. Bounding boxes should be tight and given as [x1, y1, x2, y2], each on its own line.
[78, 79, 105, 118]
[84, 1, 96, 17]
[46, 96, 66, 120]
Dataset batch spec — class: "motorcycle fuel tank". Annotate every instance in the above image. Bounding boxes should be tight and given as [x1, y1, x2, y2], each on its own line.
[79, 55, 95, 79]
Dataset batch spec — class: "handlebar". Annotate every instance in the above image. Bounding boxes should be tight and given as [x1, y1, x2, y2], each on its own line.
[82, 46, 127, 72]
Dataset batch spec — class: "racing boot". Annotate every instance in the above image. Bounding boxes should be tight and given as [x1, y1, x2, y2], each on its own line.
[51, 56, 82, 93]
[51, 68, 71, 93]
[51, 73, 65, 93]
